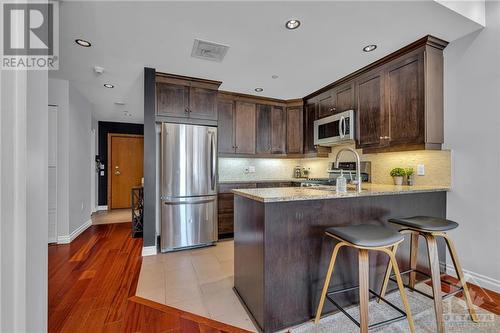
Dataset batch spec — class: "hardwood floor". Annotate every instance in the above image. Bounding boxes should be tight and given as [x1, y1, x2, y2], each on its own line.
[48, 222, 250, 333]
[48, 220, 499, 332]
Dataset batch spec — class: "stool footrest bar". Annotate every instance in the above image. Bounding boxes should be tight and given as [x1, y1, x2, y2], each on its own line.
[324, 286, 408, 329]
[387, 268, 465, 300]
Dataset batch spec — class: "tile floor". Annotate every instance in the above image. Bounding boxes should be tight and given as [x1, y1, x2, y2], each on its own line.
[91, 209, 132, 225]
[136, 240, 258, 332]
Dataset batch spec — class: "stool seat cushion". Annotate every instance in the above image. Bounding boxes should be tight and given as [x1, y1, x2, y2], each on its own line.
[388, 216, 459, 232]
[325, 224, 404, 248]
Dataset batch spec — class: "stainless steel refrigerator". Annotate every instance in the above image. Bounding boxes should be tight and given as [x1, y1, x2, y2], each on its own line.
[160, 123, 217, 252]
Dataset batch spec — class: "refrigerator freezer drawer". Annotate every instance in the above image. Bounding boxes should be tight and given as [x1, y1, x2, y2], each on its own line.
[160, 196, 217, 252]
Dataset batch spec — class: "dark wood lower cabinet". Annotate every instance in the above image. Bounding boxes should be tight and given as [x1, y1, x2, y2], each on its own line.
[217, 182, 293, 238]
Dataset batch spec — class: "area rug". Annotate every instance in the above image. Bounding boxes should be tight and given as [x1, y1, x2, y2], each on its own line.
[288, 284, 499, 333]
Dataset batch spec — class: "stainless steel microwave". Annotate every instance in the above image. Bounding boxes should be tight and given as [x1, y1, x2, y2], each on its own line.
[314, 110, 355, 146]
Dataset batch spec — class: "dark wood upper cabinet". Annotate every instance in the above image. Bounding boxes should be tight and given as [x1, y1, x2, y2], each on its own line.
[256, 104, 286, 155]
[271, 106, 286, 154]
[317, 90, 336, 118]
[334, 82, 354, 112]
[305, 35, 447, 153]
[234, 101, 256, 154]
[286, 107, 303, 154]
[189, 85, 218, 120]
[355, 69, 386, 149]
[303, 102, 318, 154]
[217, 98, 236, 154]
[256, 104, 272, 154]
[155, 73, 221, 121]
[156, 82, 189, 118]
[386, 52, 424, 146]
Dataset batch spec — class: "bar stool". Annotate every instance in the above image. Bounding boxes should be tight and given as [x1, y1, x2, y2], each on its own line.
[378, 216, 478, 333]
[315, 224, 416, 333]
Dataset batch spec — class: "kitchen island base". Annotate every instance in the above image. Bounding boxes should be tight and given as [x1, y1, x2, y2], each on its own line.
[233, 191, 447, 332]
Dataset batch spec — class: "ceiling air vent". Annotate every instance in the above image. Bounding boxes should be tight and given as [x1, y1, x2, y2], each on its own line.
[191, 39, 229, 62]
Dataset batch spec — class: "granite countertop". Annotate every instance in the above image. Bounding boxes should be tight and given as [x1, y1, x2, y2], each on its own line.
[218, 178, 305, 184]
[232, 184, 449, 203]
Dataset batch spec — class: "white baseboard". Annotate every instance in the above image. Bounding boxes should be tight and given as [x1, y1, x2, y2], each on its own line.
[445, 264, 500, 293]
[97, 205, 108, 211]
[57, 219, 92, 244]
[142, 246, 157, 256]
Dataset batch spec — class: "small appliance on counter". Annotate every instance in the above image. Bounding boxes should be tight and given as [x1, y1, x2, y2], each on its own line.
[294, 166, 302, 178]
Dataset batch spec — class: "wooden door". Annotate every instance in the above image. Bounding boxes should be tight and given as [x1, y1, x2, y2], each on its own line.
[108, 134, 144, 209]
[217, 99, 236, 154]
[356, 70, 386, 149]
[189, 85, 218, 120]
[334, 82, 354, 112]
[156, 82, 189, 117]
[256, 104, 272, 154]
[303, 102, 318, 153]
[286, 107, 303, 154]
[234, 101, 256, 154]
[317, 90, 335, 118]
[271, 106, 286, 154]
[386, 53, 424, 145]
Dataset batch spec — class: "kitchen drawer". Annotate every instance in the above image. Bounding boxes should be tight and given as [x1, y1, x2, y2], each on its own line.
[218, 182, 257, 194]
[218, 212, 234, 235]
[218, 193, 234, 213]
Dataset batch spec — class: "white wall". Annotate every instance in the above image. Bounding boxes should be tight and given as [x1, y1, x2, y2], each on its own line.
[48, 79, 70, 238]
[68, 85, 93, 234]
[444, 0, 500, 291]
[48, 78, 93, 240]
[1, 70, 49, 331]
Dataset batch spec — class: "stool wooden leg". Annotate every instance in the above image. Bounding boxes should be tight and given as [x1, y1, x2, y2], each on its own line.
[384, 248, 416, 333]
[424, 234, 445, 333]
[359, 249, 370, 333]
[409, 233, 419, 289]
[314, 242, 345, 323]
[441, 233, 479, 322]
[378, 243, 398, 302]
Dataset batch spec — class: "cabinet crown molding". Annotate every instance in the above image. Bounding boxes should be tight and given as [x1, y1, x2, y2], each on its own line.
[303, 34, 448, 100]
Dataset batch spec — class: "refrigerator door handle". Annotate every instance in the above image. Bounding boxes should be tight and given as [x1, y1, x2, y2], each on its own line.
[162, 196, 216, 205]
[210, 131, 216, 191]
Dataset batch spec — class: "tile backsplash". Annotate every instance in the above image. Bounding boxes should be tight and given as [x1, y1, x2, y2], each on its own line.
[218, 144, 451, 187]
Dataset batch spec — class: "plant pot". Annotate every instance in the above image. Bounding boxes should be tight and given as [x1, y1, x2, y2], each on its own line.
[393, 176, 404, 186]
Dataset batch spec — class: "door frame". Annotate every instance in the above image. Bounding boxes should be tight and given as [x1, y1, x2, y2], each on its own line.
[107, 133, 144, 210]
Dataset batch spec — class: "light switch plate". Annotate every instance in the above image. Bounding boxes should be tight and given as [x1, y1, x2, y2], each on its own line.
[248, 166, 256, 173]
[417, 164, 425, 176]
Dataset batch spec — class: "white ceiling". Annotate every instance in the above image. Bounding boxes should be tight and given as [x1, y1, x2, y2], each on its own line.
[50, 1, 483, 123]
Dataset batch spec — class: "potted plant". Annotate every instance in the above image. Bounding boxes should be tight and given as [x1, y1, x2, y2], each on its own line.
[390, 167, 406, 185]
[406, 168, 414, 186]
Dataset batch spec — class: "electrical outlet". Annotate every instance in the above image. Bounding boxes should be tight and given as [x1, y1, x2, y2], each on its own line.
[248, 166, 256, 173]
[417, 164, 425, 176]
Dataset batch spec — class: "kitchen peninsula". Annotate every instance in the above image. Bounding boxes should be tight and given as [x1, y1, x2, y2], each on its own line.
[233, 185, 449, 332]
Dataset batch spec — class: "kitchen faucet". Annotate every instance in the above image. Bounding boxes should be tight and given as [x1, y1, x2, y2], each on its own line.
[334, 147, 362, 193]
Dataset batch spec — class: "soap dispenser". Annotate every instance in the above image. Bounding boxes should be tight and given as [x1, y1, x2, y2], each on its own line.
[336, 170, 347, 194]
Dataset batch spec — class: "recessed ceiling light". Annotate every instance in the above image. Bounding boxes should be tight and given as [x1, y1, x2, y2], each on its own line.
[75, 39, 91, 47]
[254, 88, 263, 92]
[115, 102, 126, 106]
[363, 44, 377, 52]
[272, 75, 279, 79]
[104, 84, 114, 88]
[285, 19, 301, 30]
